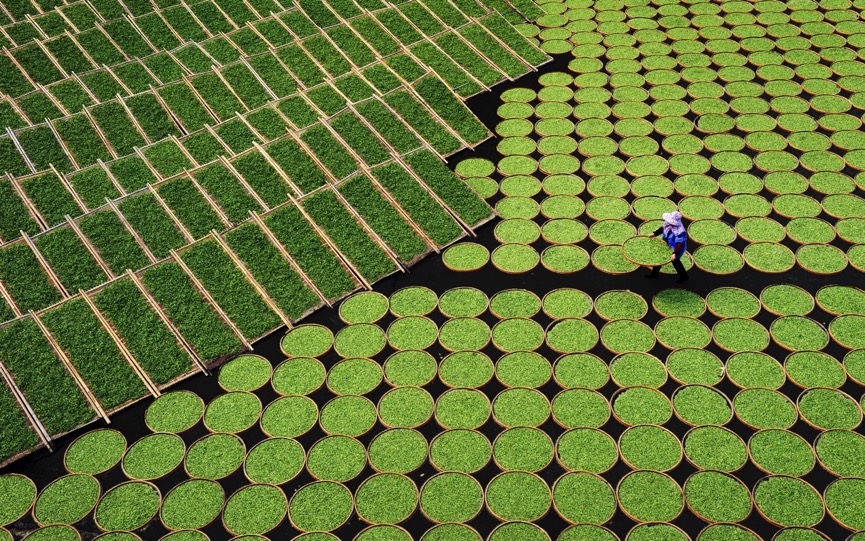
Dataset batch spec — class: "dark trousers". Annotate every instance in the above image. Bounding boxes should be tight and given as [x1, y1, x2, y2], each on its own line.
[649, 258, 688, 281]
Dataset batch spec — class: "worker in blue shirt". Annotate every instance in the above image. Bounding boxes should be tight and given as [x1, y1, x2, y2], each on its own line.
[645, 211, 689, 284]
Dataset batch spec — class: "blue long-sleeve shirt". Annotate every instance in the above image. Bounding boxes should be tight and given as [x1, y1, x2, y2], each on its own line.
[653, 226, 687, 259]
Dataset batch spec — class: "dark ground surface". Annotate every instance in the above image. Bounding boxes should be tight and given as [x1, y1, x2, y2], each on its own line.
[7, 52, 864, 541]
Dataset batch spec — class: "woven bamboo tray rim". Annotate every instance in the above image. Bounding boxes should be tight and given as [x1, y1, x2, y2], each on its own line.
[683, 470, 754, 524]
[353, 524, 414, 540]
[145, 391, 205, 434]
[22, 526, 82, 541]
[696, 523, 761, 541]
[751, 475, 825, 529]
[771, 528, 831, 541]
[671, 384, 735, 427]
[271, 357, 327, 397]
[618, 424, 683, 472]
[94, 480, 162, 532]
[99, 532, 142, 541]
[417, 472, 484, 524]
[746, 429, 817, 478]
[184, 432, 247, 480]
[614, 469, 685, 524]
[33, 473, 101, 527]
[682, 425, 748, 473]
[159, 479, 225, 531]
[369, 427, 430, 475]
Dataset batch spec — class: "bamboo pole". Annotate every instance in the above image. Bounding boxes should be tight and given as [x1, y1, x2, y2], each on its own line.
[5, 127, 37, 174]
[0, 362, 52, 450]
[106, 197, 159, 264]
[147, 184, 196, 242]
[65, 214, 115, 279]
[21, 232, 71, 297]
[0, 281, 22, 318]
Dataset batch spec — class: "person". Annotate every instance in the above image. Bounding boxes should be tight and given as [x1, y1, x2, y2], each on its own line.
[645, 211, 688, 284]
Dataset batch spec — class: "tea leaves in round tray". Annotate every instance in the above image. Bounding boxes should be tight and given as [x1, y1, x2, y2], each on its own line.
[439, 318, 491, 352]
[442, 243, 489, 271]
[673, 385, 733, 426]
[355, 473, 417, 525]
[420, 473, 483, 523]
[685, 471, 752, 523]
[771, 316, 829, 351]
[713, 318, 770, 352]
[369, 428, 428, 474]
[744, 242, 796, 273]
[387, 317, 438, 351]
[261, 396, 317, 438]
[619, 425, 682, 471]
[693, 245, 744, 274]
[435, 389, 490, 430]
[378, 386, 434, 429]
[493, 427, 553, 473]
[485, 471, 551, 522]
[613, 387, 672, 426]
[281, 325, 333, 358]
[655, 317, 712, 349]
[390, 286, 438, 317]
[825, 478, 865, 531]
[497, 351, 551, 388]
[652, 288, 706, 318]
[145, 392, 204, 434]
[707, 287, 761, 318]
[749, 429, 815, 477]
[421, 523, 481, 541]
[541, 245, 590, 273]
[830, 315, 865, 349]
[689, 219, 737, 245]
[33, 474, 99, 526]
[272, 357, 325, 396]
[542, 219, 588, 244]
[622, 236, 673, 266]
[698, 524, 760, 541]
[439, 351, 493, 388]
[543, 289, 593, 319]
[492, 318, 544, 352]
[218, 355, 272, 392]
[94, 482, 160, 531]
[553, 354, 609, 390]
[667, 349, 723, 386]
[552, 389, 611, 429]
[185, 433, 245, 480]
[288, 482, 351, 532]
[429, 429, 490, 474]
[610, 352, 667, 388]
[495, 219, 541, 244]
[761, 284, 814, 316]
[204, 392, 261, 434]
[553, 473, 616, 525]
[339, 292, 389, 324]
[556, 428, 617, 473]
[490, 289, 541, 319]
[727, 352, 786, 390]
[617, 471, 683, 523]
[754, 476, 824, 527]
[816, 285, 865, 316]
[546, 318, 599, 353]
[244, 438, 305, 485]
[455, 158, 495, 178]
[307, 436, 366, 482]
[492, 388, 550, 428]
[796, 244, 848, 274]
[601, 319, 656, 354]
[320, 395, 377, 436]
[65, 429, 126, 475]
[335, 324, 386, 358]
[627, 524, 688, 541]
[785, 351, 846, 389]
[734, 389, 797, 430]
[684, 426, 748, 472]
[736, 217, 786, 243]
[815, 430, 865, 478]
[122, 433, 185, 480]
[438, 288, 487, 318]
[160, 479, 224, 530]
[798, 388, 862, 430]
